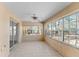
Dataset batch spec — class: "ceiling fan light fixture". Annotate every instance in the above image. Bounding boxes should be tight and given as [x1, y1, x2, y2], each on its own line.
[32, 16, 37, 19]
[32, 14, 37, 20]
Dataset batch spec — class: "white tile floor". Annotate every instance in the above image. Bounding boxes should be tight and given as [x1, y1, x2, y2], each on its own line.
[9, 41, 62, 57]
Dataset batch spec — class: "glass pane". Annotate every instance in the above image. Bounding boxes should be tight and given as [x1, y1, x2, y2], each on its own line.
[48, 23, 52, 30]
[51, 22, 56, 38]
[14, 25, 16, 36]
[64, 16, 69, 43]
[76, 13, 79, 48]
[14, 24, 17, 44]
[10, 21, 13, 48]
[47, 23, 52, 37]
[55, 21, 59, 37]
[24, 26, 41, 35]
[32, 26, 39, 34]
[54, 21, 59, 40]
[26, 26, 32, 35]
[69, 14, 76, 46]
[58, 19, 64, 41]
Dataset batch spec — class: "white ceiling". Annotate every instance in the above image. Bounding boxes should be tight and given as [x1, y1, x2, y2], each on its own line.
[4, 2, 71, 22]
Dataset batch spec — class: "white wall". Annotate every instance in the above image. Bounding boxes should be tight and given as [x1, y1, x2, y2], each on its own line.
[0, 3, 22, 56]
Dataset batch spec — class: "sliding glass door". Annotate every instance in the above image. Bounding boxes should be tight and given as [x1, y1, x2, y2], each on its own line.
[10, 20, 18, 48]
[10, 21, 13, 48]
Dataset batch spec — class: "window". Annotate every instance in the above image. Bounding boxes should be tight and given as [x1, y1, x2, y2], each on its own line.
[63, 14, 77, 46]
[68, 14, 77, 46]
[64, 16, 70, 43]
[23, 26, 41, 35]
[51, 22, 56, 38]
[55, 21, 59, 37]
[47, 23, 52, 37]
[76, 13, 79, 48]
[45, 12, 79, 48]
[54, 21, 59, 40]
[48, 23, 52, 30]
[31, 26, 39, 34]
[58, 19, 64, 41]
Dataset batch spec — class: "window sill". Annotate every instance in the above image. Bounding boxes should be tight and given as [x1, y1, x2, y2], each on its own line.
[47, 36, 79, 50]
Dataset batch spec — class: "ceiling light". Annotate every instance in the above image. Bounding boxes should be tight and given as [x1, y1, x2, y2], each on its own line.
[32, 14, 37, 20]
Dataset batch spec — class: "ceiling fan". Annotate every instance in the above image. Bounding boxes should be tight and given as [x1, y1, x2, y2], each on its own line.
[32, 14, 38, 20]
